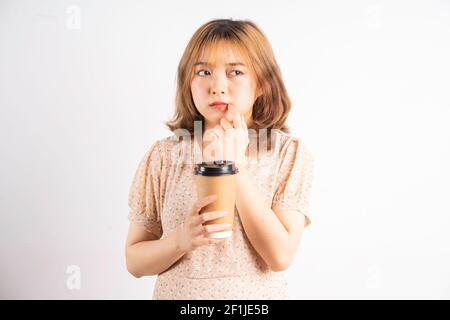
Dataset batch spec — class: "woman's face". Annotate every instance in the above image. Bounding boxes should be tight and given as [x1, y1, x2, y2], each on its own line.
[190, 42, 260, 131]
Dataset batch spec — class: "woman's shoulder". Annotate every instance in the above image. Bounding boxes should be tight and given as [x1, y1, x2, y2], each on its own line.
[269, 129, 313, 162]
[270, 129, 307, 150]
[145, 133, 190, 164]
[153, 134, 180, 149]
[271, 128, 296, 142]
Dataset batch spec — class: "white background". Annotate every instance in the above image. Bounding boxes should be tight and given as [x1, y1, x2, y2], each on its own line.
[1, 0, 449, 299]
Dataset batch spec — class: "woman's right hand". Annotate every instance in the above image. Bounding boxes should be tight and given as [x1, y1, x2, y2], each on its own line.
[175, 194, 230, 253]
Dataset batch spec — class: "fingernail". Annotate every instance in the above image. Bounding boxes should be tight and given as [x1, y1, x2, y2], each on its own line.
[220, 211, 228, 215]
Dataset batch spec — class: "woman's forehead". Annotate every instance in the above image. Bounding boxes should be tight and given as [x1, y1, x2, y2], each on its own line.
[197, 41, 248, 67]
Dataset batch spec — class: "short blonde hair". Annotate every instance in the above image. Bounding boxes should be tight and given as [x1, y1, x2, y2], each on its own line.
[166, 19, 292, 150]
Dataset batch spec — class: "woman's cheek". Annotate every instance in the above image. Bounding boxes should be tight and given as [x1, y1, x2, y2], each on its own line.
[190, 80, 200, 96]
[190, 82, 205, 107]
[239, 81, 258, 107]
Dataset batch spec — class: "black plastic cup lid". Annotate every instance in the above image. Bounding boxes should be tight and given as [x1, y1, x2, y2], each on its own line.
[194, 160, 239, 176]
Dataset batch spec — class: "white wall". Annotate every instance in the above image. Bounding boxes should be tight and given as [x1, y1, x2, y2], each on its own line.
[0, 0, 449, 299]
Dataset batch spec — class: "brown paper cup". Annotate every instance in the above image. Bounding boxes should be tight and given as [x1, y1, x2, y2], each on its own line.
[194, 160, 239, 238]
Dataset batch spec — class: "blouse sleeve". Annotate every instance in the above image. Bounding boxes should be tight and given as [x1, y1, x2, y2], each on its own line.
[127, 141, 163, 238]
[271, 138, 314, 228]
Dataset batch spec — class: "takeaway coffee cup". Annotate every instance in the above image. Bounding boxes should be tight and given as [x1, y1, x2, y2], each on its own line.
[194, 160, 239, 238]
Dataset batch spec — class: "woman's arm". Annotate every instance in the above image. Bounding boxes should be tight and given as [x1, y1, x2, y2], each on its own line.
[235, 167, 305, 272]
[125, 195, 230, 277]
[125, 225, 186, 278]
[211, 106, 308, 272]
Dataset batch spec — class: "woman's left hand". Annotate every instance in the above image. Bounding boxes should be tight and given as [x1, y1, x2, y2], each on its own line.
[213, 105, 249, 167]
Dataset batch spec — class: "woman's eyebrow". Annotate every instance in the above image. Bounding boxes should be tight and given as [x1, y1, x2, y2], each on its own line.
[194, 62, 246, 67]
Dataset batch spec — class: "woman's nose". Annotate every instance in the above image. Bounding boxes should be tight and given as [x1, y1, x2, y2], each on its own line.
[212, 89, 225, 95]
[210, 76, 227, 95]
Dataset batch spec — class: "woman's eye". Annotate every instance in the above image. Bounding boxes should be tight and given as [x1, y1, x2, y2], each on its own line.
[195, 69, 243, 76]
[196, 70, 210, 76]
[230, 70, 243, 76]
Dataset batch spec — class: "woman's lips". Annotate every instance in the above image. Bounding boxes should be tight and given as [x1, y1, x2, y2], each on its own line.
[210, 103, 228, 110]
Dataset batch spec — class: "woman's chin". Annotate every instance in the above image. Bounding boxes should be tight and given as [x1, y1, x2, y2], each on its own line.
[203, 119, 220, 130]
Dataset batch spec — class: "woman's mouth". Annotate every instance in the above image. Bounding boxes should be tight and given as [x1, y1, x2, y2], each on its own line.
[209, 103, 228, 111]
